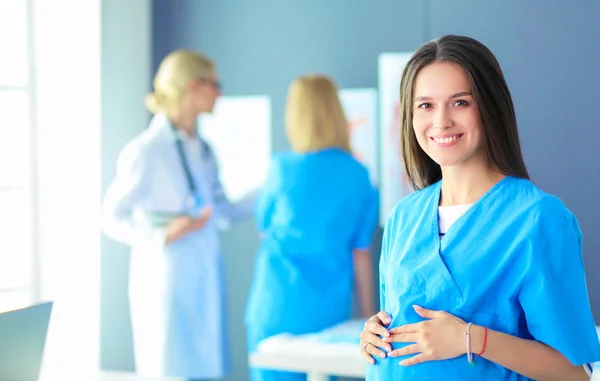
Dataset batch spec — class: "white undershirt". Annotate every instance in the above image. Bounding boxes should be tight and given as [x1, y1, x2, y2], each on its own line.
[438, 204, 472, 237]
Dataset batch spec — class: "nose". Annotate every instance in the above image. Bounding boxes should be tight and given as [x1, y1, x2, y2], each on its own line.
[433, 107, 453, 130]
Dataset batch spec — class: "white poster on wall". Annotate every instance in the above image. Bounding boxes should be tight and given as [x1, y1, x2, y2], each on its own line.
[339, 88, 378, 185]
[379, 52, 414, 225]
[199, 95, 271, 202]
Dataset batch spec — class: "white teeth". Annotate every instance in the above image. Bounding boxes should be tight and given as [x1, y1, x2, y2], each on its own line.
[433, 135, 460, 143]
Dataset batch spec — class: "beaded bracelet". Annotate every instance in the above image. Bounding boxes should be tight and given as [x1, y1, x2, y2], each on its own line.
[465, 322, 475, 367]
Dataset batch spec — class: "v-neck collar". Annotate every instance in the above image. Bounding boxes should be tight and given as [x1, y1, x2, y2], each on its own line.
[431, 176, 512, 246]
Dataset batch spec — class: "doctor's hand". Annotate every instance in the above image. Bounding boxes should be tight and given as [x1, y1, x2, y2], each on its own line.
[165, 206, 213, 244]
[384, 305, 467, 366]
[360, 311, 393, 364]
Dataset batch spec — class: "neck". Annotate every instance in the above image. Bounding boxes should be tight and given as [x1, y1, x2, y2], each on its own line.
[439, 159, 505, 206]
[168, 109, 198, 138]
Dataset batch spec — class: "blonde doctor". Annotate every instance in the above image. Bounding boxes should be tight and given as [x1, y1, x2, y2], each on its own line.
[102, 50, 255, 381]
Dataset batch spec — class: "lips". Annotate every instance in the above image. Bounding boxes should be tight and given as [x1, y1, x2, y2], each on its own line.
[430, 133, 464, 147]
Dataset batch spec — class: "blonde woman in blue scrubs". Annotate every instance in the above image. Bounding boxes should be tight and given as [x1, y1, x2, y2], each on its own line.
[246, 74, 379, 381]
[359, 35, 600, 380]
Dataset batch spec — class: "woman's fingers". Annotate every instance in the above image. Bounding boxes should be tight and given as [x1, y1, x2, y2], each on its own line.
[399, 353, 431, 366]
[365, 316, 390, 338]
[360, 343, 376, 364]
[360, 331, 392, 353]
[376, 311, 392, 326]
[359, 311, 396, 364]
[388, 343, 421, 358]
[384, 332, 419, 344]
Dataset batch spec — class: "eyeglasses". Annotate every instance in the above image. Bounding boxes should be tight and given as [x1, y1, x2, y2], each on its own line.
[198, 78, 221, 91]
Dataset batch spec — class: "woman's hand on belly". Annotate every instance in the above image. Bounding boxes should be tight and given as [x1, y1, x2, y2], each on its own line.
[385, 305, 468, 366]
[359, 311, 394, 364]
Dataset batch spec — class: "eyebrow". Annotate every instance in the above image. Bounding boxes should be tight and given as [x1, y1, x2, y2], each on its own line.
[414, 91, 473, 102]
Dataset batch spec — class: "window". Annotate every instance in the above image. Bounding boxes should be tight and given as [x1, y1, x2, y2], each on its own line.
[0, 1, 28, 87]
[0, 0, 38, 313]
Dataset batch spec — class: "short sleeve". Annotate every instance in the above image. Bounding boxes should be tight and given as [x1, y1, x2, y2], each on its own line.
[352, 187, 379, 250]
[254, 156, 281, 232]
[518, 212, 600, 366]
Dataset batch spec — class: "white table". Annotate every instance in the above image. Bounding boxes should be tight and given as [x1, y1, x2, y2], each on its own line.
[249, 320, 366, 381]
[250, 351, 364, 381]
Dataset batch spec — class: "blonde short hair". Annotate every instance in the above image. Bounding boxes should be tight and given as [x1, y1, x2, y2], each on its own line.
[285, 74, 351, 153]
[145, 50, 215, 115]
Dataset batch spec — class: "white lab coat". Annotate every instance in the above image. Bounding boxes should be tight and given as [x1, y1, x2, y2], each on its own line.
[102, 113, 255, 379]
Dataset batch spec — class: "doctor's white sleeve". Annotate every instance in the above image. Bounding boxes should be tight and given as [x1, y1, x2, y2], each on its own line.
[209, 154, 259, 226]
[101, 142, 151, 245]
[214, 187, 259, 224]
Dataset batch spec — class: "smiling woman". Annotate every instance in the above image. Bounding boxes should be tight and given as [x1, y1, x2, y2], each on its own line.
[412, 63, 483, 167]
[359, 35, 600, 381]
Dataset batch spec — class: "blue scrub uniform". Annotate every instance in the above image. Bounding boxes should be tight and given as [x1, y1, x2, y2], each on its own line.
[367, 176, 600, 380]
[246, 148, 379, 381]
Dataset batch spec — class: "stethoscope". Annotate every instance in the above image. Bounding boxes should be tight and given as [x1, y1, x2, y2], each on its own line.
[172, 127, 211, 214]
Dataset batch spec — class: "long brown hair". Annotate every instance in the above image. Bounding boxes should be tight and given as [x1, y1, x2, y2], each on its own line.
[399, 35, 530, 190]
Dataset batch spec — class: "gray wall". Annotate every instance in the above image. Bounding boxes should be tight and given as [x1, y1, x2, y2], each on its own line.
[97, 0, 600, 378]
[100, 0, 152, 372]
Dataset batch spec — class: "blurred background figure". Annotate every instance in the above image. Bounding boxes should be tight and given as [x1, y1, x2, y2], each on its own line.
[101, 50, 255, 381]
[245, 74, 379, 381]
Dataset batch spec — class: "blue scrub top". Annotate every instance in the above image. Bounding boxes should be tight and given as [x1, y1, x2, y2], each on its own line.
[245, 148, 379, 334]
[367, 176, 600, 380]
